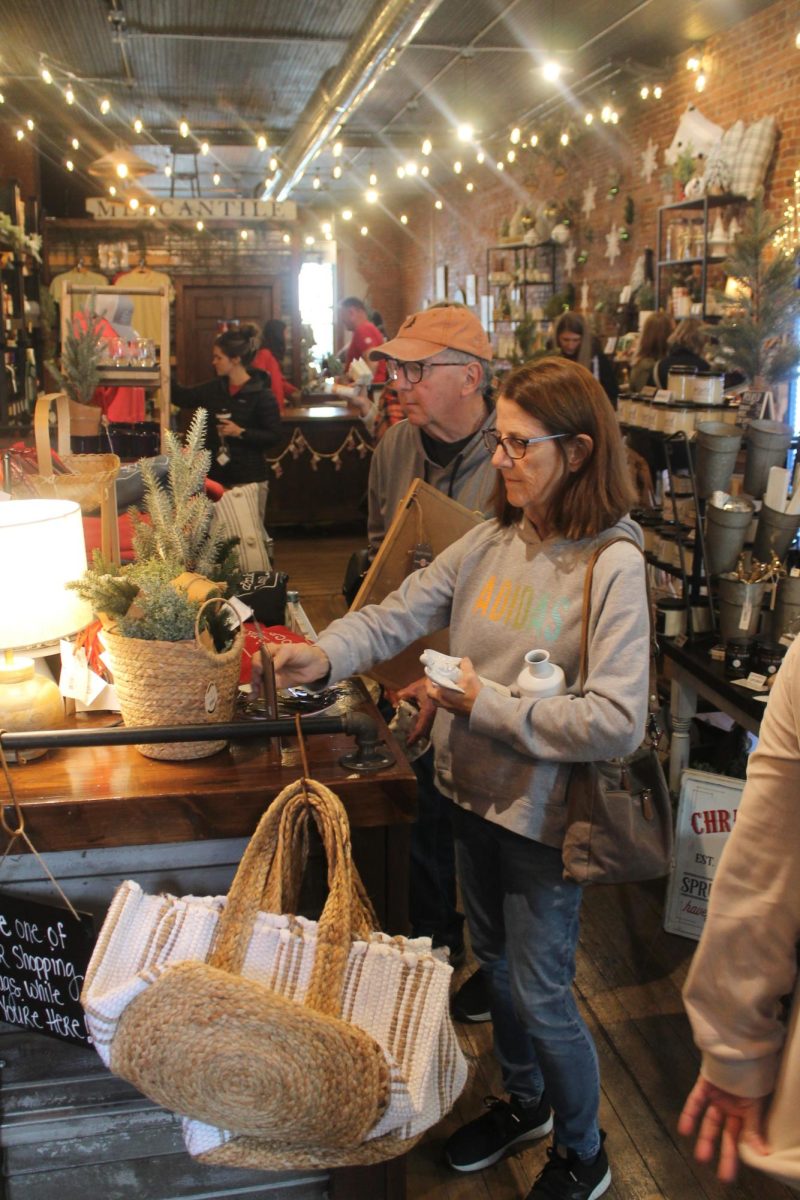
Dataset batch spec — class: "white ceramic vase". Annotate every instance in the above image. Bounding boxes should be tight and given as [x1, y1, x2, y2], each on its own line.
[516, 650, 566, 700]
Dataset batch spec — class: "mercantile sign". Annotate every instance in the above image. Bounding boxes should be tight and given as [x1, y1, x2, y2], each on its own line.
[86, 197, 297, 221]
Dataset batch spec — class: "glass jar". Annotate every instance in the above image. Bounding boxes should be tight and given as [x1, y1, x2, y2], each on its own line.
[667, 366, 697, 401]
[692, 370, 725, 405]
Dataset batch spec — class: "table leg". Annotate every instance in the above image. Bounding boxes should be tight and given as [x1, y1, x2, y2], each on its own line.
[669, 674, 696, 794]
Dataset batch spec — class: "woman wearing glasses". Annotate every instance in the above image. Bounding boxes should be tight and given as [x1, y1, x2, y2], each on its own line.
[269, 357, 649, 1200]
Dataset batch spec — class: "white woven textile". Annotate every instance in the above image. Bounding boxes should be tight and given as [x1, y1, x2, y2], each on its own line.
[82, 881, 467, 1151]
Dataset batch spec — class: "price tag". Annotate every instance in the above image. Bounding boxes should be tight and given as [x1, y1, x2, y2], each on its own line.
[654, 389, 672, 404]
[732, 672, 768, 691]
[739, 593, 754, 631]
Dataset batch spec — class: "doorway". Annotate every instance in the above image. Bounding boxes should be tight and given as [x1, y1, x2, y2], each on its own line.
[175, 276, 281, 385]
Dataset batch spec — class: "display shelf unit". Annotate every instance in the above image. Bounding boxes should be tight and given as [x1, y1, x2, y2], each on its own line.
[486, 241, 556, 360]
[0, 249, 42, 430]
[60, 283, 170, 451]
[655, 194, 747, 321]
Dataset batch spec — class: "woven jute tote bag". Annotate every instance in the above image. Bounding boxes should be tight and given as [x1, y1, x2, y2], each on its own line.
[82, 778, 467, 1168]
[100, 599, 243, 760]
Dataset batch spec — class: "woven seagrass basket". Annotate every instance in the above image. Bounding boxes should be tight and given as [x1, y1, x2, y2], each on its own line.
[102, 616, 243, 761]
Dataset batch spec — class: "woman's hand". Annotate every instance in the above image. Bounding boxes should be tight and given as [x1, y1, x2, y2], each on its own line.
[678, 1073, 770, 1182]
[424, 655, 483, 718]
[217, 418, 244, 438]
[394, 677, 437, 744]
[255, 642, 331, 690]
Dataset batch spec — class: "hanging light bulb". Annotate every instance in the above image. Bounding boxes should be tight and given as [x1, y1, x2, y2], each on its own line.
[164, 164, 172, 178]
[321, 221, 332, 235]
[179, 119, 190, 138]
[369, 171, 378, 186]
[332, 164, 342, 179]
[133, 117, 143, 134]
[65, 159, 74, 172]
[26, 118, 35, 131]
[116, 162, 129, 179]
[282, 232, 291, 244]
[507, 149, 516, 162]
[148, 204, 156, 215]
[305, 235, 315, 246]
[421, 137, 432, 155]
[269, 157, 278, 172]
[360, 225, 368, 236]
[313, 174, 321, 190]
[601, 105, 612, 123]
[108, 185, 117, 196]
[530, 133, 539, 147]
[397, 166, 406, 179]
[64, 85, 75, 105]
[240, 229, 249, 241]
[332, 141, 343, 157]
[400, 213, 408, 224]
[497, 160, 504, 171]
[640, 85, 650, 99]
[453, 160, 462, 174]
[213, 172, 221, 186]
[584, 112, 594, 125]
[15, 129, 24, 140]
[128, 197, 140, 211]
[560, 132, 569, 146]
[0, 92, 4, 105]
[100, 97, 111, 114]
[71, 137, 80, 150]
[653, 85, 663, 99]
[200, 141, 209, 156]
[695, 73, 706, 92]
[610, 111, 619, 124]
[510, 127, 521, 144]
[257, 134, 268, 152]
[365, 188, 378, 204]
[466, 181, 474, 192]
[196, 220, 204, 231]
[542, 60, 562, 82]
[686, 55, 701, 71]
[405, 160, 418, 176]
[435, 199, 443, 210]
[476, 149, 485, 164]
[456, 123, 473, 143]
[421, 165, 429, 177]
[40, 66, 53, 84]
[341, 208, 353, 221]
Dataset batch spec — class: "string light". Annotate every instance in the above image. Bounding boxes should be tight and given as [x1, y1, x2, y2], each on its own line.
[321, 222, 332, 235]
[179, 119, 189, 138]
[686, 55, 701, 71]
[421, 137, 432, 155]
[456, 123, 473, 142]
[15, 128, 23, 140]
[476, 150, 485, 164]
[108, 185, 117, 196]
[584, 112, 594, 125]
[26, 118, 34, 131]
[65, 159, 74, 171]
[653, 85, 663, 99]
[128, 197, 139, 211]
[435, 199, 443, 210]
[341, 208, 353, 220]
[213, 172, 221, 185]
[332, 141, 343, 157]
[542, 60, 562, 82]
[64, 85, 74, 105]
[695, 73, 706, 92]
[116, 162, 129, 179]
[369, 171, 378, 186]
[332, 164, 342, 179]
[510, 127, 521, 144]
[466, 181, 474, 192]
[133, 117, 143, 133]
[164, 164, 172, 177]
[601, 105, 613, 123]
[305, 235, 315, 246]
[313, 174, 321, 190]
[148, 204, 156, 215]
[559, 132, 569, 146]
[496, 160, 504, 171]
[40, 66, 53, 84]
[453, 160, 462, 174]
[269, 157, 278, 172]
[421, 165, 429, 177]
[396, 166, 405, 178]
[399, 213, 408, 224]
[282, 232, 291, 244]
[530, 133, 538, 147]
[405, 160, 418, 176]
[240, 229, 249, 240]
[507, 149, 516, 162]
[360, 225, 368, 236]
[257, 134, 268, 151]
[99, 97, 111, 114]
[200, 141, 209, 155]
[610, 111, 619, 124]
[640, 85, 649, 99]
[71, 136, 80, 150]
[365, 188, 378, 203]
[196, 220, 204, 231]
[0, 93, 5, 104]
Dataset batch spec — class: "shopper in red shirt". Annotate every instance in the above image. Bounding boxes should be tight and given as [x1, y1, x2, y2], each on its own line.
[340, 296, 387, 383]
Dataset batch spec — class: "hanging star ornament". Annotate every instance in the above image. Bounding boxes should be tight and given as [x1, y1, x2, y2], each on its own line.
[604, 225, 621, 264]
[640, 137, 659, 184]
[564, 243, 577, 277]
[580, 280, 590, 312]
[582, 180, 597, 218]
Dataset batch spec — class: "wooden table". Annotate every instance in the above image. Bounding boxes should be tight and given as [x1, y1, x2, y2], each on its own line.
[266, 401, 372, 527]
[0, 693, 415, 1200]
[662, 636, 764, 793]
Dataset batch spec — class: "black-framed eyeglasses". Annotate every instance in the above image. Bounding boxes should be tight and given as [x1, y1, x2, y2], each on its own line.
[482, 429, 570, 460]
[385, 359, 468, 384]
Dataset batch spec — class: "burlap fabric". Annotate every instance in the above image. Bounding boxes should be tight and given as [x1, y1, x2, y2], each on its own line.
[82, 779, 467, 1169]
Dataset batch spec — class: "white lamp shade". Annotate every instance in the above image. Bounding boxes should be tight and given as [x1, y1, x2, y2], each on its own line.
[0, 499, 93, 652]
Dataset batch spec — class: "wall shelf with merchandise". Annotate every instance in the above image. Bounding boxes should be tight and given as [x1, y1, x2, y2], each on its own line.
[655, 195, 748, 322]
[486, 241, 556, 363]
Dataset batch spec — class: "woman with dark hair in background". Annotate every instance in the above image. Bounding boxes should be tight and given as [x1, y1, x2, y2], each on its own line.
[173, 322, 281, 487]
[553, 311, 619, 408]
[629, 312, 675, 392]
[251, 318, 300, 412]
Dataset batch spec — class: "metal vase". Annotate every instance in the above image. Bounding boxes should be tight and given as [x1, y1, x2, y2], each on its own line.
[717, 575, 768, 642]
[772, 575, 800, 642]
[751, 502, 800, 565]
[743, 420, 792, 499]
[694, 422, 743, 499]
[705, 498, 755, 576]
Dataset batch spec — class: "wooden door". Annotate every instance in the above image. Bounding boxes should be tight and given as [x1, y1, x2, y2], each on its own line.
[175, 276, 280, 385]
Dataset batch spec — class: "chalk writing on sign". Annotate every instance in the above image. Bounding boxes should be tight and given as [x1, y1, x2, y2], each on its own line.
[0, 892, 95, 1046]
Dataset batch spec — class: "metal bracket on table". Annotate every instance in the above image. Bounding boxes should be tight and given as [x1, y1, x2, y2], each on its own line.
[0, 713, 396, 775]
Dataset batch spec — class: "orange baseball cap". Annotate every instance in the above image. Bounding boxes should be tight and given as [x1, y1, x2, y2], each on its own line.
[368, 305, 493, 362]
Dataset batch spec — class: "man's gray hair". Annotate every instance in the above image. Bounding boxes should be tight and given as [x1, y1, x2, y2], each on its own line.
[436, 347, 494, 396]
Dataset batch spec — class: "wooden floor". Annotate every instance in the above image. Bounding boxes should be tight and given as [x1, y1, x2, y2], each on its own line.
[272, 526, 791, 1200]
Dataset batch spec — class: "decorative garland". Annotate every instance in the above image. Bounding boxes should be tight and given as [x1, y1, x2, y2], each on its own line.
[266, 426, 373, 477]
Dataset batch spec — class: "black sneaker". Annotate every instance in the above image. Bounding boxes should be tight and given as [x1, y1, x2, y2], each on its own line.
[528, 1134, 611, 1200]
[450, 967, 491, 1022]
[445, 1094, 553, 1172]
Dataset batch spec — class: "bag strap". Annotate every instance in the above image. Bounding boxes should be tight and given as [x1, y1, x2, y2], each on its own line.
[578, 535, 660, 730]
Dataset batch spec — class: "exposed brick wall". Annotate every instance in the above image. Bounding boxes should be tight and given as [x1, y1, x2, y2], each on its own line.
[364, 0, 799, 333]
[0, 123, 41, 216]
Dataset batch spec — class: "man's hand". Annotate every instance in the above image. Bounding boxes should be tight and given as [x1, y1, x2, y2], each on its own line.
[250, 642, 331, 695]
[424, 656, 483, 718]
[394, 677, 436, 744]
[678, 1073, 770, 1183]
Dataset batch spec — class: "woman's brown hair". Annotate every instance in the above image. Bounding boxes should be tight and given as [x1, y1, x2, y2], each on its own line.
[636, 311, 674, 362]
[494, 357, 635, 540]
[214, 322, 260, 366]
[667, 316, 707, 355]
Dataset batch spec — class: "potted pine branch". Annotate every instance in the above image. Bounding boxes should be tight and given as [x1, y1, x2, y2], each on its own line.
[69, 410, 244, 760]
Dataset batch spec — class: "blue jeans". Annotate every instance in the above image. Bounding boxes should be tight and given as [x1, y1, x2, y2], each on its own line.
[451, 804, 601, 1159]
[409, 746, 464, 952]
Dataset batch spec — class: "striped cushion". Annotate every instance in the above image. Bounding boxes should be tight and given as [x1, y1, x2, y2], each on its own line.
[210, 481, 272, 572]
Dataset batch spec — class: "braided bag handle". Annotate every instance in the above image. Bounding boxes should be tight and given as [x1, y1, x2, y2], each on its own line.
[209, 779, 376, 1015]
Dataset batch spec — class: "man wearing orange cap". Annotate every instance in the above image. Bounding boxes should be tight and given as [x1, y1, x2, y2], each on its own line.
[366, 303, 496, 1016]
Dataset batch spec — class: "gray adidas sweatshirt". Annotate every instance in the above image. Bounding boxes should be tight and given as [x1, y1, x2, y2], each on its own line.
[319, 513, 649, 849]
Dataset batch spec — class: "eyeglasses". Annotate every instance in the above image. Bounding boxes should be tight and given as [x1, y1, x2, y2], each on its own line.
[482, 429, 569, 459]
[385, 359, 468, 384]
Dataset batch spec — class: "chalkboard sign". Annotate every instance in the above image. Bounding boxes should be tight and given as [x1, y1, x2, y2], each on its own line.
[0, 892, 95, 1046]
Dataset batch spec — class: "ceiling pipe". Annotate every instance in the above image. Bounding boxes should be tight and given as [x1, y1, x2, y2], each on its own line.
[264, 0, 445, 202]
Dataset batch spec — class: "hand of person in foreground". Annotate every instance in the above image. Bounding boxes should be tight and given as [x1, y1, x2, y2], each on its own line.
[424, 655, 483, 718]
[678, 1073, 770, 1183]
[260, 642, 331, 690]
[393, 677, 437, 744]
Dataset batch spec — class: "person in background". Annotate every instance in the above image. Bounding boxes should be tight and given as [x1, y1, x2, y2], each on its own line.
[172, 323, 280, 487]
[629, 312, 675, 393]
[371, 309, 389, 339]
[553, 311, 619, 409]
[269, 357, 649, 1200]
[251, 318, 300, 412]
[679, 636, 800, 1186]
[339, 296, 388, 384]
[654, 317, 711, 388]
